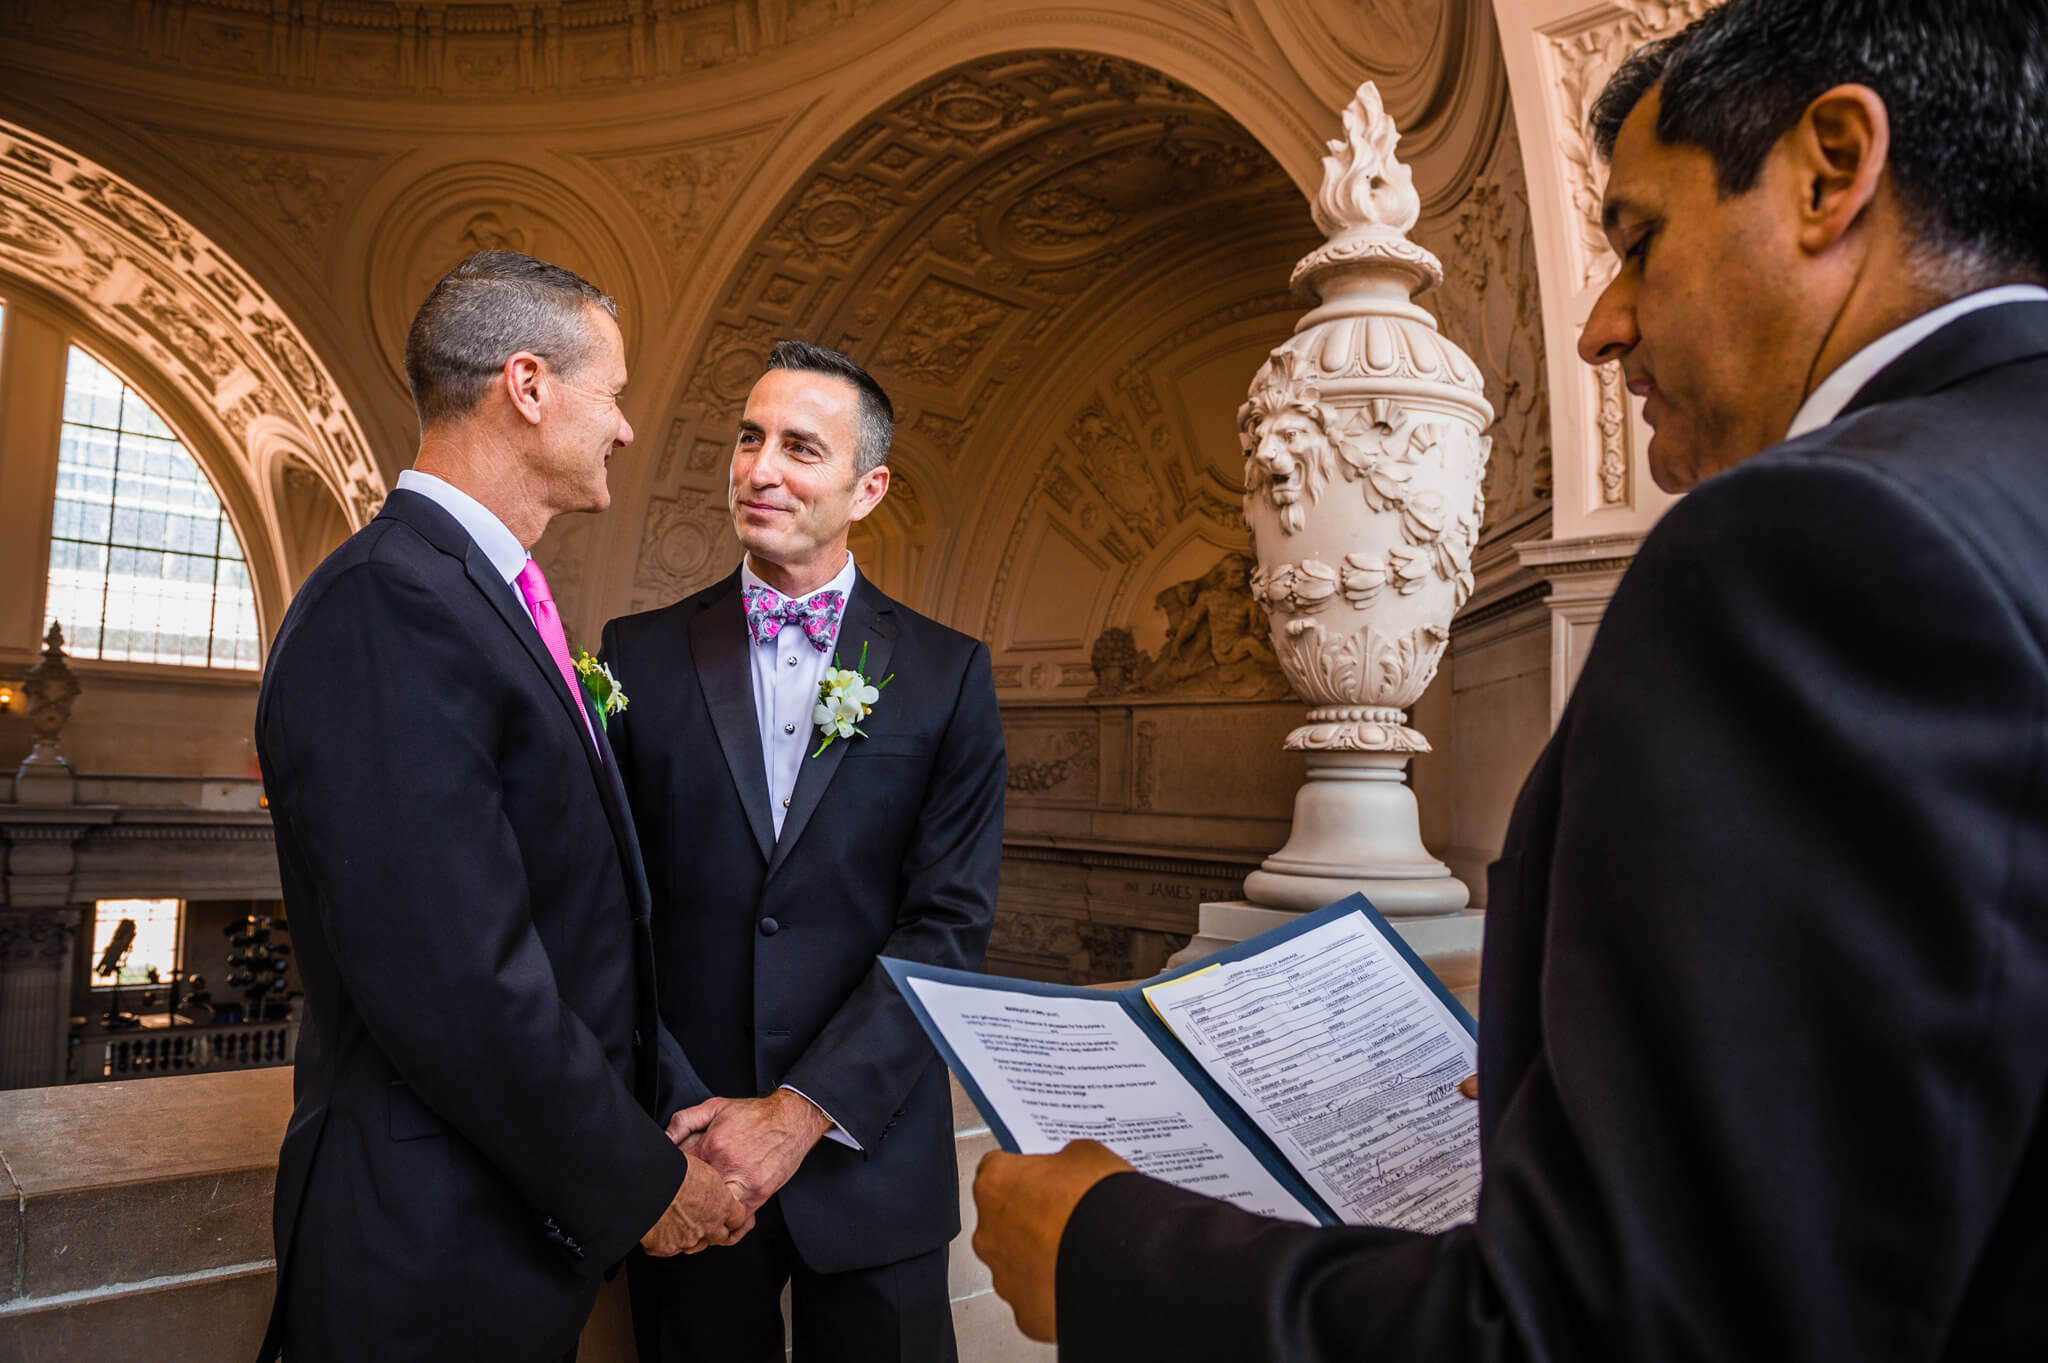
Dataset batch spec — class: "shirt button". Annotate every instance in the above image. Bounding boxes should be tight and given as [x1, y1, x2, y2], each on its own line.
[786, 655, 797, 667]
[759, 917, 781, 936]
[784, 723, 795, 734]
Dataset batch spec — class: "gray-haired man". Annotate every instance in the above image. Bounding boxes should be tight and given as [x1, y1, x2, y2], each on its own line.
[256, 251, 746, 1363]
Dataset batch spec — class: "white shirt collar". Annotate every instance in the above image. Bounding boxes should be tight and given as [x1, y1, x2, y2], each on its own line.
[1784, 284, 2048, 442]
[739, 551, 857, 606]
[394, 469, 528, 584]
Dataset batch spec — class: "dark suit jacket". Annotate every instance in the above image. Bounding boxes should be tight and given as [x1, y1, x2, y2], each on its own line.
[601, 568, 1004, 1274]
[254, 489, 708, 1363]
[1055, 303, 2048, 1360]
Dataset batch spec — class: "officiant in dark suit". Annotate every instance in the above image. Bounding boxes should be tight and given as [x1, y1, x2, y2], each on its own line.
[254, 251, 749, 1363]
[971, 2, 2048, 1358]
[603, 340, 1005, 1363]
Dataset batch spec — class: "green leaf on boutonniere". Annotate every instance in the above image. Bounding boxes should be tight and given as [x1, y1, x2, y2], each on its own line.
[810, 637, 894, 757]
[572, 649, 629, 731]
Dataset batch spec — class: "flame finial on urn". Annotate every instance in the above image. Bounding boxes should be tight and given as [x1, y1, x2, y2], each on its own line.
[1311, 83, 1420, 238]
[1291, 81, 1444, 301]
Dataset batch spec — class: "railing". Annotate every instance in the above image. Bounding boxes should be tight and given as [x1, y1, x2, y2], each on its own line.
[74, 1018, 297, 1081]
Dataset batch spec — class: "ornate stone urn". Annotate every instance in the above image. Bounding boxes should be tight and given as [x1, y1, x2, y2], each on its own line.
[15, 621, 82, 806]
[1238, 83, 1491, 916]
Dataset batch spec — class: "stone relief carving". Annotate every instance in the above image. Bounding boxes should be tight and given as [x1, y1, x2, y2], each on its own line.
[1132, 719, 1157, 809]
[870, 278, 1014, 386]
[1004, 725, 1099, 798]
[164, 133, 372, 262]
[584, 128, 775, 267]
[0, 910, 79, 968]
[1545, 2, 1721, 510]
[631, 493, 738, 611]
[1087, 553, 1289, 702]
[1549, 0, 1716, 289]
[368, 165, 637, 391]
[987, 910, 1083, 962]
[3, 0, 882, 97]
[1071, 407, 1170, 546]
[1423, 123, 1552, 528]
[0, 121, 383, 529]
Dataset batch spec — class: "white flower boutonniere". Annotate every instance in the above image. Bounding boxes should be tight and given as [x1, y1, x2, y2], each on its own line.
[573, 648, 629, 731]
[811, 638, 894, 757]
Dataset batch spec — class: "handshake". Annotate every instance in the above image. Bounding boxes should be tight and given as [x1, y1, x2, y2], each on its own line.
[639, 1088, 836, 1257]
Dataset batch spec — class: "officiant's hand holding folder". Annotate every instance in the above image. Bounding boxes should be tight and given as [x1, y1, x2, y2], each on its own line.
[883, 894, 1481, 1233]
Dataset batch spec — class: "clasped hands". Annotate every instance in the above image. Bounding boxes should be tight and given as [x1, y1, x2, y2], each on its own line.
[639, 1088, 833, 1257]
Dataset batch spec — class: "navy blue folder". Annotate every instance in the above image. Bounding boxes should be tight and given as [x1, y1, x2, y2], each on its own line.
[884, 893, 1477, 1227]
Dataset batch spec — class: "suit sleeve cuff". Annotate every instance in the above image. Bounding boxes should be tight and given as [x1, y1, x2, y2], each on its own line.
[780, 1084, 862, 1150]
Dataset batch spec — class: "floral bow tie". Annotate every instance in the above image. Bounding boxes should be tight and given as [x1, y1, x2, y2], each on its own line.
[742, 584, 844, 650]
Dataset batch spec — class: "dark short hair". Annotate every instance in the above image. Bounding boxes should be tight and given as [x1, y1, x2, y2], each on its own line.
[402, 250, 618, 429]
[764, 339, 894, 473]
[1590, 0, 2048, 278]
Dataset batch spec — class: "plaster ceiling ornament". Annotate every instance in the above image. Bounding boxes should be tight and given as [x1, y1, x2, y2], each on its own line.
[365, 164, 639, 392]
[1234, 82, 1493, 917]
[581, 125, 780, 276]
[0, 120, 383, 543]
[0, 0, 889, 98]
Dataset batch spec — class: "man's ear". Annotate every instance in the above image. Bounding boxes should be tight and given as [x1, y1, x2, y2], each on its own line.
[847, 463, 891, 522]
[1791, 83, 1889, 255]
[503, 351, 546, 426]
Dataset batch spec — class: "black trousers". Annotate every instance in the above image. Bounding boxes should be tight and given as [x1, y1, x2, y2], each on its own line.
[626, 1197, 956, 1363]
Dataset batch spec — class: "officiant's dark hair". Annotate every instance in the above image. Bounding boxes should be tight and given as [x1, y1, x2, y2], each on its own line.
[403, 250, 619, 429]
[1589, 0, 2048, 279]
[764, 339, 894, 474]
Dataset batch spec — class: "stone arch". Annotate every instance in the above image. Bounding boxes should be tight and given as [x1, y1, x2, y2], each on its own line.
[609, 13, 1543, 709]
[0, 118, 386, 636]
[616, 50, 1322, 702]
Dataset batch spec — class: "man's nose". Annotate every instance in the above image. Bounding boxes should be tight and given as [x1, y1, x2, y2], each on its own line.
[1577, 272, 1638, 367]
[616, 414, 634, 447]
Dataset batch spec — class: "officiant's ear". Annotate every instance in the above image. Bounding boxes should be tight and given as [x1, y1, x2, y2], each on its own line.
[1788, 84, 1889, 258]
[503, 350, 548, 425]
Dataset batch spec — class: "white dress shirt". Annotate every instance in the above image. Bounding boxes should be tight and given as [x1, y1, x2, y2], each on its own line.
[1784, 284, 2048, 442]
[738, 550, 862, 1149]
[741, 552, 858, 840]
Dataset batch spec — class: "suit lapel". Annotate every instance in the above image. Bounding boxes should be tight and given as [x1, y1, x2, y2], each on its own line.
[588, 708, 653, 912]
[689, 578, 777, 863]
[460, 543, 609, 788]
[768, 574, 898, 879]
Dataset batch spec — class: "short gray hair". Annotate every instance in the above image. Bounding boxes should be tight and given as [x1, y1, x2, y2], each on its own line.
[764, 339, 894, 473]
[403, 250, 618, 429]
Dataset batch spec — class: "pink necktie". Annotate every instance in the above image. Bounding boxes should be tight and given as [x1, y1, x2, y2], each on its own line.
[515, 558, 598, 750]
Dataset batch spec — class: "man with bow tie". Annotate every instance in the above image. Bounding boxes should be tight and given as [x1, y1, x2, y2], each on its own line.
[602, 340, 1006, 1362]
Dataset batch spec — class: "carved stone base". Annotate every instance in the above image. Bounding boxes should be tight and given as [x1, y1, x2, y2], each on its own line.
[1169, 898, 1483, 967]
[13, 745, 75, 807]
[1241, 751, 1470, 915]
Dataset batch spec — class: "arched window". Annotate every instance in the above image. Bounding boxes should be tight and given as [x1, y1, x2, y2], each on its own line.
[45, 347, 262, 669]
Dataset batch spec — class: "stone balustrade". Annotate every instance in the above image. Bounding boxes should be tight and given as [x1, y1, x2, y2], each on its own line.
[0, 1068, 1052, 1362]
